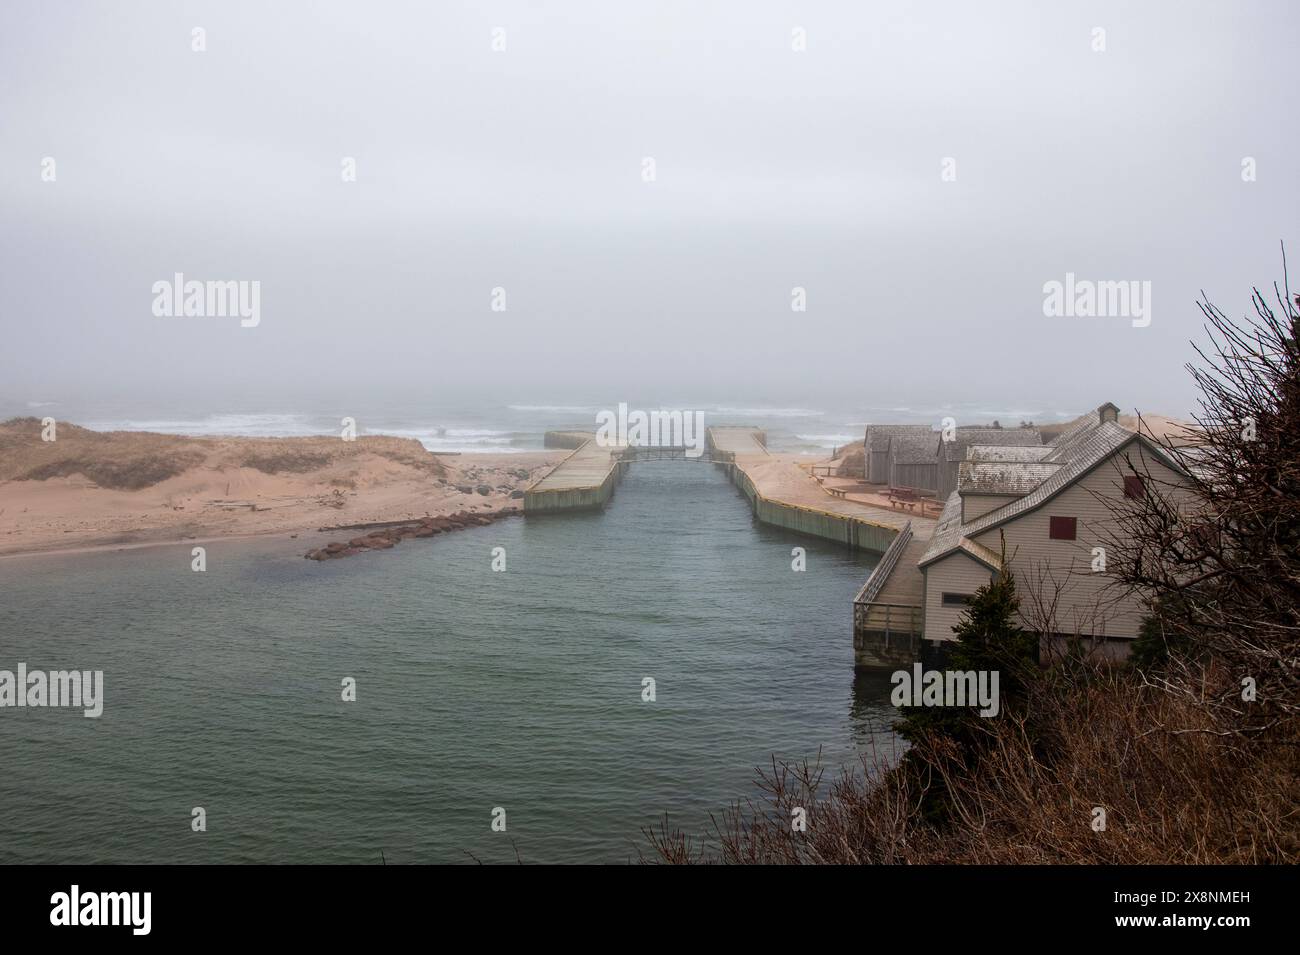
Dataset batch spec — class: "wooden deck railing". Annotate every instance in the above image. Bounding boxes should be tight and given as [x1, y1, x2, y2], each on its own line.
[853, 521, 923, 641]
[853, 601, 923, 639]
[854, 521, 913, 605]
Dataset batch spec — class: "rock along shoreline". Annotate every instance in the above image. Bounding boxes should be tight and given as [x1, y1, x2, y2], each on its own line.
[304, 506, 520, 560]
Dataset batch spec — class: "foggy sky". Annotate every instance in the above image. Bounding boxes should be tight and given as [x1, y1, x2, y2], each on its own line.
[2, 0, 1297, 418]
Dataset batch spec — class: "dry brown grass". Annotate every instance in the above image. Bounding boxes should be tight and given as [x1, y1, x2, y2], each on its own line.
[235, 450, 335, 473]
[926, 669, 1299, 864]
[0, 418, 209, 489]
[834, 444, 866, 478]
[642, 663, 1300, 864]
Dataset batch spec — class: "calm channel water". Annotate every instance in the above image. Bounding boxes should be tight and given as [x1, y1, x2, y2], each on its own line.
[0, 460, 898, 863]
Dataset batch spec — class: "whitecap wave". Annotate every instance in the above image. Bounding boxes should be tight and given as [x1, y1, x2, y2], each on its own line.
[418, 439, 527, 454]
[795, 433, 859, 445]
[707, 406, 825, 418]
[508, 404, 599, 413]
[974, 410, 1044, 421]
[80, 413, 327, 437]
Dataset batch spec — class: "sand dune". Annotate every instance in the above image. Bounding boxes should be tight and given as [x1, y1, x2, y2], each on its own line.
[1035, 411, 1198, 446]
[0, 418, 562, 558]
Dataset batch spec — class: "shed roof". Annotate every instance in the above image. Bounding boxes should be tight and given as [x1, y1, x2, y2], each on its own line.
[958, 461, 1062, 495]
[939, 428, 1042, 462]
[965, 444, 1053, 463]
[891, 432, 941, 465]
[864, 424, 934, 452]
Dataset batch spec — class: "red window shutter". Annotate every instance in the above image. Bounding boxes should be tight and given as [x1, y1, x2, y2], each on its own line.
[1049, 516, 1077, 540]
[1123, 476, 1144, 498]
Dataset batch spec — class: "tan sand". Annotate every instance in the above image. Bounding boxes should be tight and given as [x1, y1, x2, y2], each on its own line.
[0, 418, 563, 559]
[1041, 411, 1199, 446]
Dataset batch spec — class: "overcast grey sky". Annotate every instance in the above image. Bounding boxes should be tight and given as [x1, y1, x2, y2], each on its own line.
[1, 0, 1296, 417]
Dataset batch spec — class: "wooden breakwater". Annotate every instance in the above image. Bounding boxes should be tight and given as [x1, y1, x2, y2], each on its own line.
[523, 435, 627, 513]
[706, 427, 912, 554]
[722, 462, 903, 552]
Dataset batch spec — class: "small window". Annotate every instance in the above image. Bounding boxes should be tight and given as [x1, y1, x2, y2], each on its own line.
[941, 592, 973, 607]
[1123, 476, 1145, 498]
[1049, 516, 1077, 540]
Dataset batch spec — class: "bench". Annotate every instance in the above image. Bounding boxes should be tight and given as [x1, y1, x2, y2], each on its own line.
[826, 486, 848, 499]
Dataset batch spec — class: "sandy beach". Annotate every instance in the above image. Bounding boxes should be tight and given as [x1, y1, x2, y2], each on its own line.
[0, 418, 563, 559]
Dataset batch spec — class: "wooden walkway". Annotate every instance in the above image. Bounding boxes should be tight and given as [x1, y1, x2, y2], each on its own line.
[870, 534, 931, 606]
[524, 436, 626, 512]
[847, 514, 938, 668]
[707, 426, 769, 457]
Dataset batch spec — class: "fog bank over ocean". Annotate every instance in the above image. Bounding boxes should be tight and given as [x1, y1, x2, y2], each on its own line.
[0, 393, 1087, 456]
[3, 2, 1296, 414]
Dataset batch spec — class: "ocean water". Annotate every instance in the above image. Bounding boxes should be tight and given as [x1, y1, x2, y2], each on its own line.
[1, 395, 1079, 456]
[0, 460, 898, 864]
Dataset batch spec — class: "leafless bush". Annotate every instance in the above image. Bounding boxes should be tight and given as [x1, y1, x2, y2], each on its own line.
[1101, 276, 1300, 721]
[643, 662, 1299, 864]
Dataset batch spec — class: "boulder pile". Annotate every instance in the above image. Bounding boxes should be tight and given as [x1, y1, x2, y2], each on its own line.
[304, 507, 519, 560]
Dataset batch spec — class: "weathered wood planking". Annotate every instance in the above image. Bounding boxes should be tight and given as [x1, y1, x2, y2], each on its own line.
[524, 438, 626, 512]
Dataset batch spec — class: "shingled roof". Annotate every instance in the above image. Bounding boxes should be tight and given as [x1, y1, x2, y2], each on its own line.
[958, 461, 1062, 495]
[939, 427, 1042, 462]
[925, 491, 966, 564]
[864, 424, 933, 452]
[965, 445, 1053, 463]
[920, 417, 1184, 568]
[916, 492, 1007, 572]
[892, 432, 941, 464]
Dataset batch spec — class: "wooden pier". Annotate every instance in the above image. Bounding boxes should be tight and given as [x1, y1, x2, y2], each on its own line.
[707, 427, 922, 551]
[524, 432, 722, 512]
[523, 434, 627, 513]
[705, 426, 769, 458]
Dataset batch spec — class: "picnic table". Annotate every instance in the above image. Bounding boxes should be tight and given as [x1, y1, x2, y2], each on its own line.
[888, 486, 920, 510]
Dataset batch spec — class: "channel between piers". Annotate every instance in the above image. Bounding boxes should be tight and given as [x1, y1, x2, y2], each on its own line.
[706, 428, 936, 670]
[523, 426, 936, 668]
